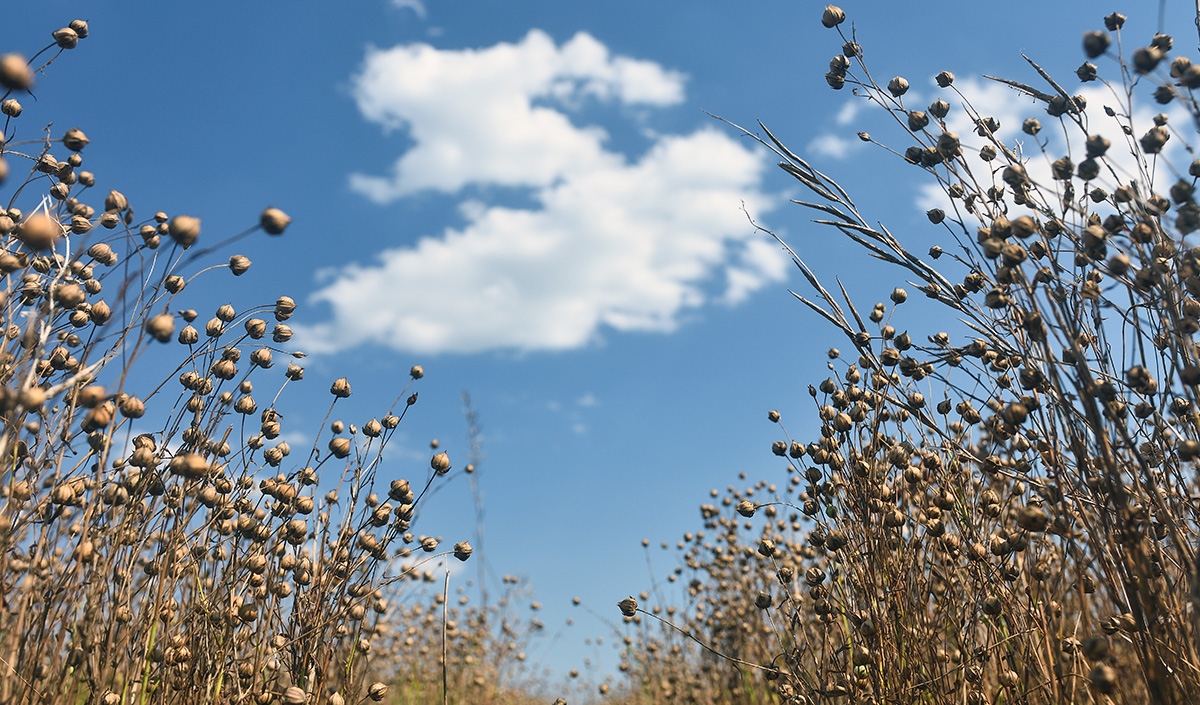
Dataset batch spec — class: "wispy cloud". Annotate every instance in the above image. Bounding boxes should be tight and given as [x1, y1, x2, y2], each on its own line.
[298, 30, 784, 355]
[390, 0, 427, 19]
[806, 133, 857, 160]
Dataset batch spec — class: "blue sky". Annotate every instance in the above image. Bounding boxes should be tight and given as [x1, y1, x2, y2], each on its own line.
[7, 0, 1197, 692]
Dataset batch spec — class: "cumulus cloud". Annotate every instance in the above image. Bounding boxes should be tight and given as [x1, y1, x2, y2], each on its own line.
[348, 30, 686, 199]
[300, 31, 783, 355]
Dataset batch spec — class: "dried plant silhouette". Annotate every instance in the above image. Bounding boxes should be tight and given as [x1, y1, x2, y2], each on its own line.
[615, 7, 1200, 705]
[0, 21, 513, 705]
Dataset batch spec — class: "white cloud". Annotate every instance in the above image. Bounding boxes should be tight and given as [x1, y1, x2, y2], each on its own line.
[348, 30, 686, 199]
[300, 32, 783, 355]
[576, 393, 597, 407]
[390, 0, 427, 18]
[835, 98, 866, 126]
[807, 133, 856, 160]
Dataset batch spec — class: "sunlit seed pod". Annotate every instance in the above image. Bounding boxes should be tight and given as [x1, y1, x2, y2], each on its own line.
[175, 325, 197, 345]
[0, 54, 33, 92]
[274, 296, 296, 320]
[169, 453, 210, 479]
[1016, 504, 1049, 532]
[454, 541, 473, 561]
[243, 318, 267, 338]
[16, 214, 62, 251]
[211, 359, 237, 380]
[363, 418, 383, 437]
[236, 603, 258, 624]
[330, 377, 352, 398]
[820, 5, 845, 28]
[329, 437, 351, 459]
[167, 215, 201, 248]
[272, 323, 293, 342]
[61, 129, 89, 154]
[164, 275, 186, 293]
[119, 396, 145, 419]
[260, 207, 291, 235]
[388, 479, 413, 503]
[367, 683, 388, 702]
[49, 28, 81, 51]
[229, 255, 251, 275]
[935, 131, 960, 157]
[249, 348, 272, 369]
[431, 451, 451, 474]
[617, 597, 638, 617]
[97, 194, 128, 219]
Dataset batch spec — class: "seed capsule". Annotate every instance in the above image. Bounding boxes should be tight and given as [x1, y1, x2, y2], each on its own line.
[0, 54, 33, 92]
[260, 207, 291, 235]
[821, 6, 845, 28]
[617, 597, 638, 616]
[168, 215, 201, 248]
[431, 451, 451, 474]
[62, 128, 89, 151]
[1083, 31, 1111, 58]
